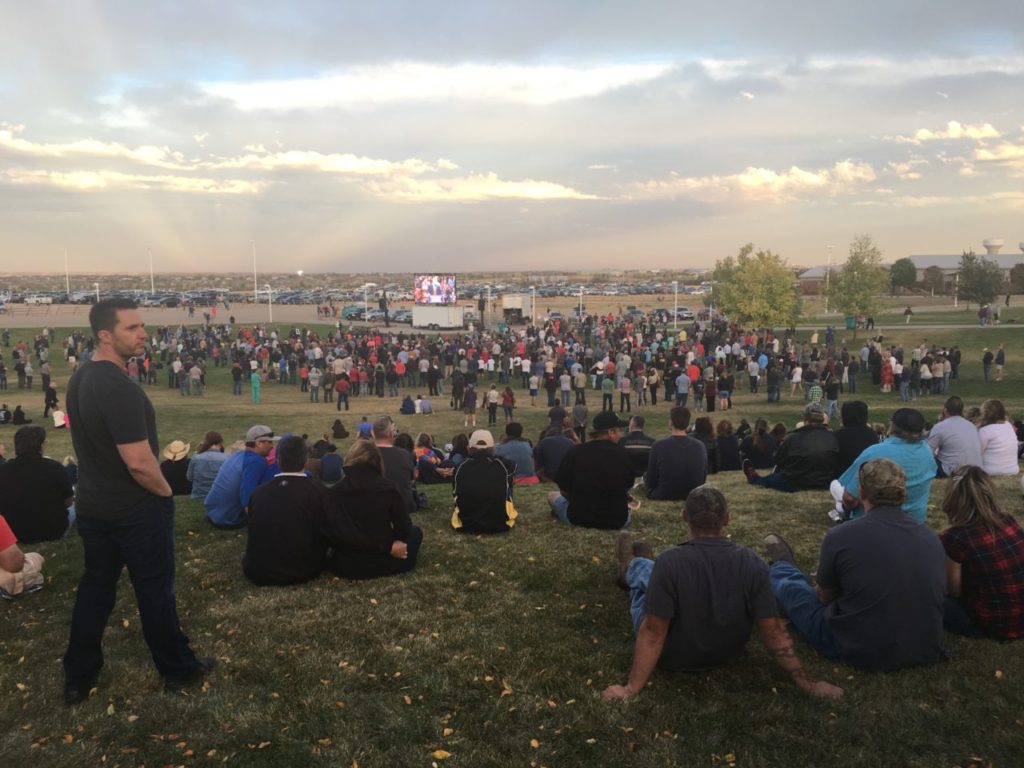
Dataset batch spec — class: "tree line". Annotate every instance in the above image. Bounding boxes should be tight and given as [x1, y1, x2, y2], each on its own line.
[710, 237, 1017, 331]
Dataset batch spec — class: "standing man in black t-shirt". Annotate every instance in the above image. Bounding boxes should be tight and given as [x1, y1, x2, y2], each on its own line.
[62, 299, 214, 706]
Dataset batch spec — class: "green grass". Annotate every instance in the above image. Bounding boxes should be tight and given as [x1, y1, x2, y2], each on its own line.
[1, 323, 1022, 767]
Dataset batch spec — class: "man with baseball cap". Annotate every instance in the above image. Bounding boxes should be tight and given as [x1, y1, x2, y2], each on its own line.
[765, 458, 946, 671]
[547, 411, 636, 529]
[833, 408, 935, 523]
[203, 425, 279, 528]
[743, 402, 839, 492]
[451, 429, 517, 534]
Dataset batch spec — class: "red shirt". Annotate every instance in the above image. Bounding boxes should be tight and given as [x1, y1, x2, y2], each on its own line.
[942, 515, 1024, 639]
[0, 515, 17, 551]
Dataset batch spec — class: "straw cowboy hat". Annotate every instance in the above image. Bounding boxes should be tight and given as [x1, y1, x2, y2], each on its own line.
[163, 440, 191, 461]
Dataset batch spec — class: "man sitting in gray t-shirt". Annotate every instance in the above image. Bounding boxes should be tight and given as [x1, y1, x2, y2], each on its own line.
[927, 396, 983, 477]
[602, 486, 842, 701]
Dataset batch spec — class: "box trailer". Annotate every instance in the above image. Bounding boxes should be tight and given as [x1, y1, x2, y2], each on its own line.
[412, 304, 466, 329]
[500, 293, 532, 324]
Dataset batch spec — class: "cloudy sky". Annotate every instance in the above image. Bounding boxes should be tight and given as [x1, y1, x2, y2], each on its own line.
[2, 1, 1023, 275]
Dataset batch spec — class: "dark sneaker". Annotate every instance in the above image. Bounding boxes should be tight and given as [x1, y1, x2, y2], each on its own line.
[632, 541, 654, 561]
[0, 583, 43, 601]
[742, 459, 758, 482]
[164, 656, 217, 692]
[64, 682, 95, 706]
[763, 533, 795, 564]
[614, 531, 633, 590]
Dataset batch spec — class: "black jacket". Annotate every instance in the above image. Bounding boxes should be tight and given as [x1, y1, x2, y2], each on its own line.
[619, 430, 655, 476]
[452, 454, 515, 534]
[775, 424, 839, 489]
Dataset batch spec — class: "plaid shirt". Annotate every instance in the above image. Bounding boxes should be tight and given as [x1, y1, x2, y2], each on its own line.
[941, 515, 1024, 639]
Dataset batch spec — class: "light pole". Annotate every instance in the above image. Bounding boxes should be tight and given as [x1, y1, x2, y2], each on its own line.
[251, 240, 258, 303]
[148, 249, 155, 294]
[824, 244, 834, 314]
[93, 282, 100, 303]
[264, 284, 273, 323]
[954, 271, 959, 308]
[579, 286, 584, 320]
[486, 284, 492, 329]
[529, 285, 536, 326]
[64, 248, 70, 294]
[672, 280, 679, 331]
[362, 282, 377, 319]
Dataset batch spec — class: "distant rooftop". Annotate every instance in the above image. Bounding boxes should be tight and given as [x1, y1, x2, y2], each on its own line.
[908, 254, 1023, 270]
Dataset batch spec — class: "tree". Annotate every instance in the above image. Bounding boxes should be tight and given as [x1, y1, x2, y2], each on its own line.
[922, 266, 947, 295]
[889, 257, 917, 294]
[956, 250, 1005, 308]
[1008, 263, 1024, 294]
[824, 235, 889, 337]
[711, 244, 801, 329]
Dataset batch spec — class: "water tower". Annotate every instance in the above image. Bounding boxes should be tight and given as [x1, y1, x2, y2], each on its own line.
[982, 238, 1004, 255]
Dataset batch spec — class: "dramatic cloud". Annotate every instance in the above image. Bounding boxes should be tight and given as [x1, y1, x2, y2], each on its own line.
[365, 172, 599, 202]
[901, 121, 1001, 144]
[1, 3, 1023, 271]
[2, 168, 264, 195]
[208, 147, 457, 176]
[0, 128, 193, 170]
[626, 161, 876, 203]
[202, 62, 674, 110]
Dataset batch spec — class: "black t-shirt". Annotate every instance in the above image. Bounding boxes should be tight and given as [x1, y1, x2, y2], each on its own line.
[555, 439, 635, 529]
[534, 435, 575, 478]
[161, 458, 193, 496]
[0, 454, 74, 543]
[645, 539, 778, 672]
[817, 506, 946, 671]
[379, 445, 416, 516]
[67, 359, 159, 520]
[645, 435, 708, 500]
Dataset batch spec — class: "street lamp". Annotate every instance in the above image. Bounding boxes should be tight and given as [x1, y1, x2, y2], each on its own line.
[529, 285, 536, 326]
[93, 282, 99, 303]
[579, 286, 584, 320]
[824, 244, 834, 314]
[251, 240, 258, 303]
[672, 280, 679, 331]
[486, 284, 491, 329]
[362, 282, 377, 319]
[264, 284, 273, 323]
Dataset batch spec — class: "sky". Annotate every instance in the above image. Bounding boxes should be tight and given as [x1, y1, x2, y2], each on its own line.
[1, 1, 1023, 275]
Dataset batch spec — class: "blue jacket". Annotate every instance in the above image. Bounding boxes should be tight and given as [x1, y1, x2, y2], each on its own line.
[204, 450, 277, 527]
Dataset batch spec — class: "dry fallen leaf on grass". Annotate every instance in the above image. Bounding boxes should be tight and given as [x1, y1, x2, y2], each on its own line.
[431, 749, 452, 759]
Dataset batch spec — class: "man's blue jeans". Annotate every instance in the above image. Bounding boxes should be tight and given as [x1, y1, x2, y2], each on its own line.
[748, 472, 797, 492]
[63, 496, 200, 688]
[769, 560, 840, 660]
[551, 495, 630, 529]
[626, 556, 655, 634]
